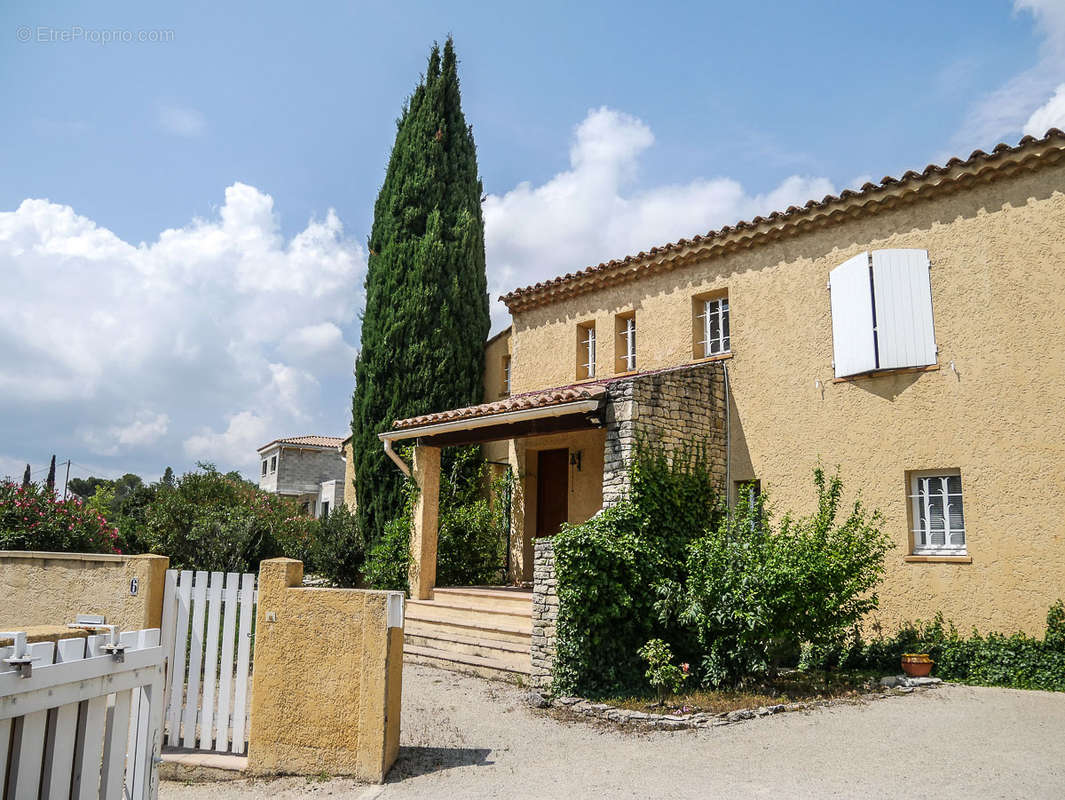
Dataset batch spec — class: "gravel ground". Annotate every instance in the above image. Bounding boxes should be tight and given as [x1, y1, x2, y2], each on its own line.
[163, 662, 1065, 800]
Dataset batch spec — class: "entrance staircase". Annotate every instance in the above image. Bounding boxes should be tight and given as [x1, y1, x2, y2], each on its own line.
[403, 586, 532, 682]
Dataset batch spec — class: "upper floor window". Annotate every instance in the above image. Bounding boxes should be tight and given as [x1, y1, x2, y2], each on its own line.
[501, 355, 511, 397]
[615, 311, 636, 373]
[694, 294, 730, 358]
[909, 470, 965, 554]
[270, 455, 277, 473]
[261, 460, 268, 477]
[576, 321, 596, 380]
[829, 249, 937, 378]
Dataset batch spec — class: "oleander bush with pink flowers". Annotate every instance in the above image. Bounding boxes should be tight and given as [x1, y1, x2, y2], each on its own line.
[0, 480, 122, 554]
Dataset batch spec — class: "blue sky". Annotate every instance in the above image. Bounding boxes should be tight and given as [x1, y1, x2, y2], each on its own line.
[1, 0, 1063, 484]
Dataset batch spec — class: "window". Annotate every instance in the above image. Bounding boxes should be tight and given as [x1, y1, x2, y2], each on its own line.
[321, 501, 330, 519]
[829, 249, 936, 378]
[261, 460, 268, 477]
[909, 470, 965, 554]
[576, 321, 596, 379]
[270, 455, 277, 473]
[615, 311, 636, 373]
[501, 355, 511, 397]
[694, 294, 730, 358]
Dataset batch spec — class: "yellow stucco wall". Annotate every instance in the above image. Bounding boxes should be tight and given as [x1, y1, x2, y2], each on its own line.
[248, 558, 403, 783]
[0, 552, 169, 630]
[505, 161, 1065, 635]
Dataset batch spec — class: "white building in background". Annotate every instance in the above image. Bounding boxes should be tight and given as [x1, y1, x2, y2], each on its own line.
[257, 435, 345, 518]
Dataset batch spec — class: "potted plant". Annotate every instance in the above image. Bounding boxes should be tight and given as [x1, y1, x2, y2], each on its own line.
[901, 653, 933, 677]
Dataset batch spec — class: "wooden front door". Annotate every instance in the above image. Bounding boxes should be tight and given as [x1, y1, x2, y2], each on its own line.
[535, 449, 569, 538]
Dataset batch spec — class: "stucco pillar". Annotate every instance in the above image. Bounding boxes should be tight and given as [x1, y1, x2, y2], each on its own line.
[409, 445, 440, 600]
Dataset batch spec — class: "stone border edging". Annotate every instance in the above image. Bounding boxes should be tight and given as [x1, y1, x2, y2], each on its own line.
[528, 675, 943, 730]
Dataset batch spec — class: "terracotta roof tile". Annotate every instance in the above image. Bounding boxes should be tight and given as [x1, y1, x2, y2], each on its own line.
[258, 435, 345, 451]
[392, 383, 607, 430]
[499, 128, 1065, 312]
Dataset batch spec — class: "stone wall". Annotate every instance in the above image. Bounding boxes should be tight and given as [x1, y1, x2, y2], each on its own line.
[530, 538, 557, 691]
[277, 446, 345, 494]
[603, 360, 728, 507]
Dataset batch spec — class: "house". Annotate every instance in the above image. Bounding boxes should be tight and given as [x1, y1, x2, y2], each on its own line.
[257, 435, 346, 518]
[383, 129, 1065, 681]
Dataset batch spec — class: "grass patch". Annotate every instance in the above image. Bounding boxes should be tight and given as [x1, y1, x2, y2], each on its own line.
[605, 670, 879, 715]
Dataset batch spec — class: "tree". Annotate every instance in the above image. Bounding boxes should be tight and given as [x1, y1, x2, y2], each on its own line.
[162, 466, 175, 487]
[45, 455, 56, 493]
[21, 464, 30, 489]
[351, 36, 490, 544]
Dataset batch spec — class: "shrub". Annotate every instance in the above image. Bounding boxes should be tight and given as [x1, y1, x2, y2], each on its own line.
[144, 465, 316, 573]
[309, 504, 365, 587]
[821, 602, 1065, 692]
[552, 442, 721, 697]
[671, 467, 892, 688]
[638, 638, 690, 701]
[362, 512, 411, 592]
[0, 481, 120, 554]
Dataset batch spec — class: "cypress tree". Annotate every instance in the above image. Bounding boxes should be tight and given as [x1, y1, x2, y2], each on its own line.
[22, 463, 30, 489]
[352, 37, 490, 544]
[45, 455, 56, 493]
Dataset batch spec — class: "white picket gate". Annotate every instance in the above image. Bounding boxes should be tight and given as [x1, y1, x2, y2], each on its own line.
[160, 569, 256, 753]
[0, 627, 165, 800]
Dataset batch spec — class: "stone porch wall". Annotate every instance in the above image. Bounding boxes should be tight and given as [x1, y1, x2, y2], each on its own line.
[602, 360, 728, 506]
[530, 538, 557, 691]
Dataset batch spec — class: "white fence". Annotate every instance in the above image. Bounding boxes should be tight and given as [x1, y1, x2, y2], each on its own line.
[0, 628, 165, 800]
[160, 570, 256, 753]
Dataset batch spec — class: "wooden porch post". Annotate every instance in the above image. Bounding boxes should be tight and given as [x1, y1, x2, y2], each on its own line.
[409, 445, 440, 600]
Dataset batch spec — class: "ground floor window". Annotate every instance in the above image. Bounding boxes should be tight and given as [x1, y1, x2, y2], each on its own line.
[909, 470, 965, 554]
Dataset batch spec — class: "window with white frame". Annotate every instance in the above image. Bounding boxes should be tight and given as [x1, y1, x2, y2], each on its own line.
[261, 460, 268, 477]
[577, 321, 596, 379]
[829, 249, 937, 378]
[910, 470, 966, 554]
[615, 312, 636, 373]
[270, 455, 277, 473]
[501, 355, 511, 397]
[695, 295, 730, 358]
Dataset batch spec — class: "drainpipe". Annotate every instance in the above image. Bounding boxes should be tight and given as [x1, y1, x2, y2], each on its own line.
[723, 361, 731, 518]
[381, 436, 411, 477]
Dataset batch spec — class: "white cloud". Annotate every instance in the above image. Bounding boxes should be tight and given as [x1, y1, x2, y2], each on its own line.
[955, 1, 1065, 148]
[1024, 82, 1065, 135]
[158, 104, 207, 138]
[483, 107, 834, 328]
[0, 183, 365, 476]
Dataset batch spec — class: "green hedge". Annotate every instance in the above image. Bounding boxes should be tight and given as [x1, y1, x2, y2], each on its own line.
[809, 603, 1065, 692]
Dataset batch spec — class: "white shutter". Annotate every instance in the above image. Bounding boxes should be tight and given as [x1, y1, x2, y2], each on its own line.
[871, 249, 936, 370]
[829, 252, 877, 377]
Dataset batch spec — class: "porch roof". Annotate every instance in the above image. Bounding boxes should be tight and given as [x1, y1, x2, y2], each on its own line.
[383, 380, 612, 448]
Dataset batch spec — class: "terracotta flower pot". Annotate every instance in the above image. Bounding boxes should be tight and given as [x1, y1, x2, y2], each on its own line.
[901, 653, 934, 678]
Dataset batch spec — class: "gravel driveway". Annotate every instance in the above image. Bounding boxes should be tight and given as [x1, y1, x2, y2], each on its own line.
[163, 662, 1065, 800]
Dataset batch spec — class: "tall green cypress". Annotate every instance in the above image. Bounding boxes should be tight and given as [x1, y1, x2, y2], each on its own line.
[352, 37, 490, 544]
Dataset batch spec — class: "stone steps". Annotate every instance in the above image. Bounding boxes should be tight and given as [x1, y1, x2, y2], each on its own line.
[403, 588, 533, 682]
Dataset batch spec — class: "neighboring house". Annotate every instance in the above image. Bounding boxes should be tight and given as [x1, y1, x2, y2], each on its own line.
[382, 129, 1065, 637]
[257, 435, 346, 518]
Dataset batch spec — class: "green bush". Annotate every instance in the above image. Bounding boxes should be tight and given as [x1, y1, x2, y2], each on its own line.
[144, 465, 317, 573]
[638, 638, 691, 701]
[309, 504, 365, 587]
[669, 467, 893, 688]
[813, 602, 1065, 692]
[362, 512, 412, 592]
[364, 447, 511, 593]
[1, 480, 120, 554]
[553, 443, 721, 697]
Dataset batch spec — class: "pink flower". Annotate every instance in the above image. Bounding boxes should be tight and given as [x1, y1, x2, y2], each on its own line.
[680, 663, 690, 674]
